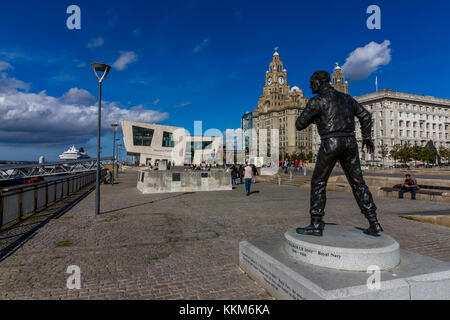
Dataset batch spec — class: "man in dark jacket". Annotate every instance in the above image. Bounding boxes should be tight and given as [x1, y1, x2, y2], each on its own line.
[295, 71, 383, 236]
[399, 174, 418, 200]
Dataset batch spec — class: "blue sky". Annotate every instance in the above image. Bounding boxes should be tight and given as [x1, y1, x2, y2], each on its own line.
[1, 0, 450, 161]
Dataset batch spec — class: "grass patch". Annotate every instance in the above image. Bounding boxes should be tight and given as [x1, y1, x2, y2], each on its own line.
[55, 240, 72, 247]
[167, 217, 182, 226]
[399, 215, 421, 222]
[168, 236, 180, 248]
[147, 256, 159, 263]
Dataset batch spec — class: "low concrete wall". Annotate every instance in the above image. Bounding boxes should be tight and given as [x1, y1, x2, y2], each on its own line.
[137, 170, 232, 194]
[327, 175, 450, 202]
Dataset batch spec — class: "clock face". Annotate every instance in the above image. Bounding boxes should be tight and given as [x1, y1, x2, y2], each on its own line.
[267, 77, 272, 85]
[278, 76, 285, 84]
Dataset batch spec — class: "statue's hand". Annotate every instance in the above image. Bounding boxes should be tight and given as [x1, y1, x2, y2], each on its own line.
[362, 138, 375, 154]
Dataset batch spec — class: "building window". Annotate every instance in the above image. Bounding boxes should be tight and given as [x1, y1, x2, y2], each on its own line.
[132, 126, 154, 146]
[162, 131, 175, 148]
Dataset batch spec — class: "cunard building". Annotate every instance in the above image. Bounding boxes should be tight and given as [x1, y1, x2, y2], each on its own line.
[354, 90, 450, 163]
[252, 49, 311, 158]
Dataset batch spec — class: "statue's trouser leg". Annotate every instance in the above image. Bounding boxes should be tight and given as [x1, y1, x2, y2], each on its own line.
[338, 137, 382, 234]
[310, 138, 339, 218]
[337, 137, 377, 216]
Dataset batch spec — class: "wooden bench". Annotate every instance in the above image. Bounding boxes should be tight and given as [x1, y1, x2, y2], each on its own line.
[380, 186, 443, 196]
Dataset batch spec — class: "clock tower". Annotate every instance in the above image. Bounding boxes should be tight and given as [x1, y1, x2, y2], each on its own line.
[263, 47, 289, 99]
[253, 48, 311, 157]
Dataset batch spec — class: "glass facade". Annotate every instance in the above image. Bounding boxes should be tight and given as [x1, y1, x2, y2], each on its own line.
[185, 141, 214, 163]
[241, 112, 253, 153]
[241, 112, 253, 130]
[162, 131, 175, 148]
[132, 126, 154, 146]
[188, 141, 212, 150]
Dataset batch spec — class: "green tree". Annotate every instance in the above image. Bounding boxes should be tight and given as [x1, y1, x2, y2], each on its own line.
[398, 144, 412, 165]
[439, 146, 449, 164]
[420, 146, 435, 164]
[378, 143, 389, 167]
[389, 144, 401, 166]
[298, 152, 306, 161]
[410, 146, 423, 166]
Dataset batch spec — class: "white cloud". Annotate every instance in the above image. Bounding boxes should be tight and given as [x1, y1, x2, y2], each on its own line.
[73, 59, 87, 68]
[0, 73, 29, 93]
[112, 51, 138, 71]
[193, 38, 210, 53]
[87, 37, 104, 48]
[174, 101, 192, 108]
[61, 87, 96, 105]
[0, 61, 13, 71]
[341, 40, 391, 81]
[0, 74, 169, 145]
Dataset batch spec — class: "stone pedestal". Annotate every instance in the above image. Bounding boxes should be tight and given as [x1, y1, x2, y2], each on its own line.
[239, 225, 450, 300]
[284, 225, 400, 271]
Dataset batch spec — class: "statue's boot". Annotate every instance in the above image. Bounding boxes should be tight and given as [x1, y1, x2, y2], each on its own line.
[296, 215, 324, 237]
[363, 212, 383, 236]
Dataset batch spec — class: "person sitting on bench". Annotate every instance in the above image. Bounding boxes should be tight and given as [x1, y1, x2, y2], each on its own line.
[399, 174, 419, 200]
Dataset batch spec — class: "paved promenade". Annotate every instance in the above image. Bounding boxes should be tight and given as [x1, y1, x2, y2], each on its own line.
[0, 170, 449, 299]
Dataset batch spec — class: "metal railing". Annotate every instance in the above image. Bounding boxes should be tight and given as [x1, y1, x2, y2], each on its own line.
[0, 170, 106, 230]
[0, 157, 113, 181]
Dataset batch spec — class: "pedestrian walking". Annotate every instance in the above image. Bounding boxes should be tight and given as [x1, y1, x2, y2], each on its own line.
[244, 162, 253, 196]
[231, 165, 238, 185]
[239, 164, 244, 184]
[252, 164, 258, 184]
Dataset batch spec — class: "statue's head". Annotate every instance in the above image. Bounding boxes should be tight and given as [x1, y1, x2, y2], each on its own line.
[310, 71, 331, 94]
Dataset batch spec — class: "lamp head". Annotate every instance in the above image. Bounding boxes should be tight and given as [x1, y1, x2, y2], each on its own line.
[91, 63, 111, 83]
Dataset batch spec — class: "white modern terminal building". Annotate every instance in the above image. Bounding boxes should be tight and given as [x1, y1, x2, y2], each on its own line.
[121, 120, 223, 166]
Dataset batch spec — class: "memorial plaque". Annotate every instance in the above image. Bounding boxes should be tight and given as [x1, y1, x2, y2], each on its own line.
[201, 172, 208, 178]
[172, 173, 181, 182]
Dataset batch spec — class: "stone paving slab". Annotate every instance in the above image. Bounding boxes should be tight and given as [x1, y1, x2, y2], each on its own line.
[0, 170, 449, 299]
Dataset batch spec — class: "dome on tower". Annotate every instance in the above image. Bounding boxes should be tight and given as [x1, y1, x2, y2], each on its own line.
[290, 86, 301, 92]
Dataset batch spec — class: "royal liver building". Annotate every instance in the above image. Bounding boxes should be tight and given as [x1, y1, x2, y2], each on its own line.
[252, 49, 311, 158]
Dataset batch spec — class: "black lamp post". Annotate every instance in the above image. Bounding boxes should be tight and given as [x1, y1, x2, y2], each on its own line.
[111, 123, 119, 185]
[116, 138, 121, 178]
[91, 62, 111, 216]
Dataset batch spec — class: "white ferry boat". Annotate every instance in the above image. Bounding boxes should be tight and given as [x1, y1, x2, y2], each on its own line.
[59, 145, 91, 161]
